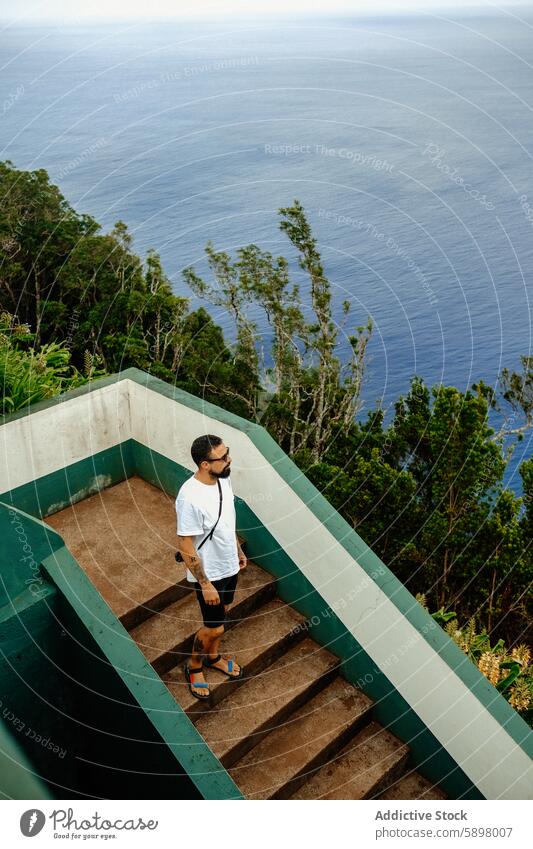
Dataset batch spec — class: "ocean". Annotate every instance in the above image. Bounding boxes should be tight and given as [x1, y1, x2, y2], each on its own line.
[1, 12, 532, 490]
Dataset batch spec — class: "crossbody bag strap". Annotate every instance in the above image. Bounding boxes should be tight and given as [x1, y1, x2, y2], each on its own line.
[196, 478, 223, 551]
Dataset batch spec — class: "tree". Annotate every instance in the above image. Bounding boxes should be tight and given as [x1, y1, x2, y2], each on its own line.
[473, 355, 533, 444]
[471, 488, 530, 642]
[385, 377, 530, 642]
[276, 201, 372, 461]
[183, 243, 260, 419]
[0, 160, 97, 344]
[390, 380, 505, 603]
[182, 201, 372, 459]
[520, 457, 533, 592]
[171, 307, 260, 419]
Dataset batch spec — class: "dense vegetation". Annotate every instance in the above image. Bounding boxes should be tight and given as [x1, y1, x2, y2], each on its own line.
[1, 160, 531, 723]
[0, 160, 255, 413]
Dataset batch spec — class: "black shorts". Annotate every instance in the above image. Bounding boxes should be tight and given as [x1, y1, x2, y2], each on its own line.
[191, 571, 239, 629]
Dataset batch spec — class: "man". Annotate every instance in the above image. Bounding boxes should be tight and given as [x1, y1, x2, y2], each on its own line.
[175, 434, 247, 700]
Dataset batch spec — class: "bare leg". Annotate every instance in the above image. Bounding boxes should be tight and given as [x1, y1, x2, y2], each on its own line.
[191, 626, 212, 666]
[207, 622, 224, 660]
[206, 607, 241, 675]
[187, 625, 222, 697]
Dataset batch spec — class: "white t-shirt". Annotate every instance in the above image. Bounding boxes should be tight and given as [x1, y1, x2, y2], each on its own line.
[175, 474, 239, 582]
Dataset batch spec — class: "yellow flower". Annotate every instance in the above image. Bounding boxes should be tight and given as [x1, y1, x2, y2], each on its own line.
[511, 644, 531, 667]
[478, 651, 501, 686]
[508, 679, 531, 712]
[415, 593, 427, 610]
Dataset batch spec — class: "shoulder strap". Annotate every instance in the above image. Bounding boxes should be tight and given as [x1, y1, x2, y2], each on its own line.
[197, 478, 223, 551]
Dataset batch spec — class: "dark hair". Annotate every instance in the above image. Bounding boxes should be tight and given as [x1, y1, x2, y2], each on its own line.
[191, 434, 223, 467]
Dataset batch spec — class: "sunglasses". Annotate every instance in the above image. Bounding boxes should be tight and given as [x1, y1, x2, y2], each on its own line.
[206, 448, 230, 463]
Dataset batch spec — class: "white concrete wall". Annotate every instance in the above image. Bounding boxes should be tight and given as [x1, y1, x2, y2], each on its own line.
[127, 378, 533, 801]
[0, 380, 129, 492]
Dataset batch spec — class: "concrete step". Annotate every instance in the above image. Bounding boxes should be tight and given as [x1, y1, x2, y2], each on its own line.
[129, 562, 276, 674]
[290, 720, 410, 799]
[45, 476, 189, 630]
[195, 638, 340, 767]
[122, 581, 191, 632]
[228, 676, 374, 799]
[375, 771, 448, 800]
[163, 598, 307, 718]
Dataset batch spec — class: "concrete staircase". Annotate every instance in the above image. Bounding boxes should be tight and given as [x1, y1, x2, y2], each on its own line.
[47, 477, 447, 801]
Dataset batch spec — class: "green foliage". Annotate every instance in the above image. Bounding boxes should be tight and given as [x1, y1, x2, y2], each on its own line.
[293, 375, 531, 648]
[520, 457, 533, 542]
[474, 356, 533, 442]
[0, 161, 254, 409]
[0, 311, 99, 413]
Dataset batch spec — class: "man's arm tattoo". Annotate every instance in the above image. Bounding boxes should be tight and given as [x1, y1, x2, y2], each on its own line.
[177, 535, 211, 585]
[182, 551, 210, 585]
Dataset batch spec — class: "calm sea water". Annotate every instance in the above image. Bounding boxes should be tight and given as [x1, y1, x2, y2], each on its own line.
[1, 13, 532, 490]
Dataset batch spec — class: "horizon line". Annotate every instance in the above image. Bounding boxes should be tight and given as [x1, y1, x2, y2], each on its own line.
[3, 6, 533, 25]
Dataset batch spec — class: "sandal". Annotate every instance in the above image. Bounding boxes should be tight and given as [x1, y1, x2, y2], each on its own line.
[203, 654, 244, 680]
[184, 663, 210, 700]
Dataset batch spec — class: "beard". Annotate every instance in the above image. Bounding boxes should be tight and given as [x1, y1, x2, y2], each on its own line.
[210, 466, 231, 478]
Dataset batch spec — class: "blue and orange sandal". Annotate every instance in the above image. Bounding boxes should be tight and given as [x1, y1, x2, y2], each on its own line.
[203, 654, 244, 680]
[184, 664, 210, 700]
